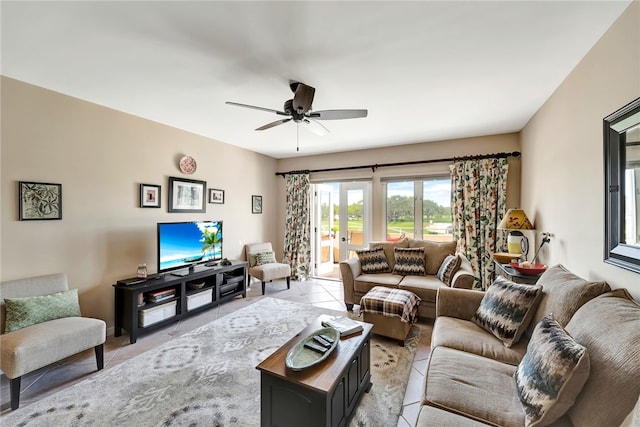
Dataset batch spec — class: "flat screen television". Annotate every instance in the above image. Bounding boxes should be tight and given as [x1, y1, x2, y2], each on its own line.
[157, 221, 223, 274]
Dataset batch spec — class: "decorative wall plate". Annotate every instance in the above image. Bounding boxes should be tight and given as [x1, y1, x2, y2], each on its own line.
[179, 156, 197, 174]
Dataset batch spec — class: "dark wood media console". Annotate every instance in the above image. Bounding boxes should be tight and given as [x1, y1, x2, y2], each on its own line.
[113, 260, 247, 344]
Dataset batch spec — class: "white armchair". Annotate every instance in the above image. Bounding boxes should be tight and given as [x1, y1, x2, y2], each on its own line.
[0, 273, 106, 410]
[245, 242, 291, 295]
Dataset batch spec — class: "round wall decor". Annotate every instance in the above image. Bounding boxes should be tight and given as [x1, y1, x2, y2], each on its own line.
[179, 155, 197, 174]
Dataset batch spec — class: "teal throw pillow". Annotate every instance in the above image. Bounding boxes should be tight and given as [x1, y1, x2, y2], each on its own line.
[256, 251, 277, 266]
[4, 288, 81, 333]
[356, 247, 391, 273]
[472, 276, 542, 347]
[392, 247, 426, 276]
[515, 315, 590, 427]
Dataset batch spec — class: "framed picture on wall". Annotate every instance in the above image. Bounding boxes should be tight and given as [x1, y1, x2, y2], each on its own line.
[140, 184, 161, 208]
[19, 181, 62, 220]
[168, 177, 206, 213]
[209, 189, 224, 204]
[252, 195, 262, 214]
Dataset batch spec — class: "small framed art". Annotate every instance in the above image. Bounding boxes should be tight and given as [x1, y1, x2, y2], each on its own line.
[168, 177, 206, 213]
[19, 181, 62, 220]
[140, 184, 161, 208]
[252, 195, 262, 214]
[209, 189, 224, 204]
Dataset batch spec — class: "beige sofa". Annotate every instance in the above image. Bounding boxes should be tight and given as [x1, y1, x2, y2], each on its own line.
[339, 238, 475, 318]
[417, 264, 640, 426]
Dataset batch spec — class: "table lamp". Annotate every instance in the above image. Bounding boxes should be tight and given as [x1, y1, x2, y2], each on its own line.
[498, 209, 534, 258]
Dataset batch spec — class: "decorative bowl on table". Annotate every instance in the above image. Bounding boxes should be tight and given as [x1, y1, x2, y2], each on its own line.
[285, 327, 339, 371]
[509, 262, 548, 276]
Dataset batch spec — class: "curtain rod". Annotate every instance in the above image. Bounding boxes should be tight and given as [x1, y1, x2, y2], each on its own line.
[275, 151, 521, 177]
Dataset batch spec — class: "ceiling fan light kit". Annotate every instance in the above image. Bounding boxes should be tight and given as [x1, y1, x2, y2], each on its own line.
[226, 81, 368, 138]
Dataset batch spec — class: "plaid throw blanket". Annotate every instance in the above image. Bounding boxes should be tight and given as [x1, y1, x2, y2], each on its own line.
[360, 286, 421, 323]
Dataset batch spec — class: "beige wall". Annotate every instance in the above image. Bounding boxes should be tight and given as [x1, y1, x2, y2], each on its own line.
[1, 77, 280, 327]
[521, 1, 640, 299]
[3, 1, 637, 328]
[276, 133, 521, 242]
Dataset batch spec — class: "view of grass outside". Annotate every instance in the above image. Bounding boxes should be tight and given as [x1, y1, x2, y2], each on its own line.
[387, 178, 453, 241]
[317, 179, 452, 244]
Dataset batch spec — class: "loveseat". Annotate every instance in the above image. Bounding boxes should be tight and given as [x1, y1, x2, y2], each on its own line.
[339, 238, 475, 318]
[416, 264, 640, 426]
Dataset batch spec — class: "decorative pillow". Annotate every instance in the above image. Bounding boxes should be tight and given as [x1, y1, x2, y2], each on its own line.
[472, 276, 542, 347]
[392, 247, 426, 276]
[515, 315, 590, 427]
[356, 247, 391, 273]
[437, 254, 461, 285]
[248, 252, 261, 267]
[3, 289, 81, 333]
[255, 251, 277, 266]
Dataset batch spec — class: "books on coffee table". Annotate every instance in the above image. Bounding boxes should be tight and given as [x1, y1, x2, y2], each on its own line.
[321, 316, 363, 337]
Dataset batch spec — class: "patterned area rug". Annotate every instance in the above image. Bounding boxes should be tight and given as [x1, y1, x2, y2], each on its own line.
[4, 297, 419, 426]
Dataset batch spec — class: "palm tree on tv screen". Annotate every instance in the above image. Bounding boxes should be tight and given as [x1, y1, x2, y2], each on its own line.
[201, 228, 221, 258]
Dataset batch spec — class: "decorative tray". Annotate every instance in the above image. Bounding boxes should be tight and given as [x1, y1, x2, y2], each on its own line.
[285, 327, 340, 371]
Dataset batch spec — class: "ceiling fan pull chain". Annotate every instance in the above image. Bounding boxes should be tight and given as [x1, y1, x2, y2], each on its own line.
[297, 123, 300, 152]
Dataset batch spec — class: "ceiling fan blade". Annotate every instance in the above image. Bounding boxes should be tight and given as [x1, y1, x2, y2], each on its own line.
[255, 118, 292, 131]
[308, 109, 368, 120]
[303, 118, 329, 136]
[292, 83, 315, 113]
[226, 101, 288, 116]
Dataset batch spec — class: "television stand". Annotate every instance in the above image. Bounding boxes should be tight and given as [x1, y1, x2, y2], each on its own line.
[113, 260, 247, 344]
[170, 269, 192, 277]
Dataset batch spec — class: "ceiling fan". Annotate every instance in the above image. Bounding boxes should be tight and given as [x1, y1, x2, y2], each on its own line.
[226, 81, 368, 136]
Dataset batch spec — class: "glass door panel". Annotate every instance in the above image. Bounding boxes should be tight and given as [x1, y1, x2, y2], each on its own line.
[315, 185, 335, 275]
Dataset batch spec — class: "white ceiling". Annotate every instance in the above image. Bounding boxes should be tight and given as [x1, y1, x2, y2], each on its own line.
[1, 1, 632, 159]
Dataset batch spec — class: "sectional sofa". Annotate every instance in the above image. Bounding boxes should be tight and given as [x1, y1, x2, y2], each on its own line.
[339, 238, 475, 318]
[416, 264, 640, 426]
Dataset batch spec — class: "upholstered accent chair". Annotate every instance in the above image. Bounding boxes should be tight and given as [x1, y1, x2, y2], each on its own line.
[245, 242, 291, 295]
[0, 273, 106, 410]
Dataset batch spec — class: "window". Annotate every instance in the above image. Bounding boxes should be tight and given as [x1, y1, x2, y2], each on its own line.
[385, 176, 452, 242]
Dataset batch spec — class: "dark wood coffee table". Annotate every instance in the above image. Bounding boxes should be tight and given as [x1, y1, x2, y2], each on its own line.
[256, 314, 373, 427]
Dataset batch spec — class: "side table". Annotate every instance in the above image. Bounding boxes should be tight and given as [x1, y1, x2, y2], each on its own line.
[493, 260, 542, 285]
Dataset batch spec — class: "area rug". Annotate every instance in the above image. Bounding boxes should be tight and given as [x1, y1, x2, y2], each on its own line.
[3, 297, 419, 426]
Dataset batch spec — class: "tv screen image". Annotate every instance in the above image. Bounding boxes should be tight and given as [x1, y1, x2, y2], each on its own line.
[157, 221, 223, 273]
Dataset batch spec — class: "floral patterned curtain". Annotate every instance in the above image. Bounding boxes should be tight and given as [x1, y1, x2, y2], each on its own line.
[284, 173, 311, 280]
[450, 158, 508, 289]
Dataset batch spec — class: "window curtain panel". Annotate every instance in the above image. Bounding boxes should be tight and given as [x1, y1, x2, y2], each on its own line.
[284, 174, 311, 280]
[450, 158, 508, 289]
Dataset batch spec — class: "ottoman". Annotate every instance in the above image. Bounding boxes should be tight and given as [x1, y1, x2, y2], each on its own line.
[359, 286, 421, 346]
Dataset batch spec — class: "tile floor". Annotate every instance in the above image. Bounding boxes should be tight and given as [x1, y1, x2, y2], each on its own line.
[0, 276, 432, 426]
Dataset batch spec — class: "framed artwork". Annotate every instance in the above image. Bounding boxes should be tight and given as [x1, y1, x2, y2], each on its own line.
[140, 184, 161, 208]
[209, 188, 224, 204]
[168, 177, 206, 213]
[19, 181, 62, 220]
[252, 195, 262, 214]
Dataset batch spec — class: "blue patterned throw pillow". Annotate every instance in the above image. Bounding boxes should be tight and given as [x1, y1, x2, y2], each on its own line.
[392, 247, 426, 276]
[437, 254, 461, 285]
[356, 247, 391, 273]
[515, 315, 590, 427]
[472, 276, 542, 347]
